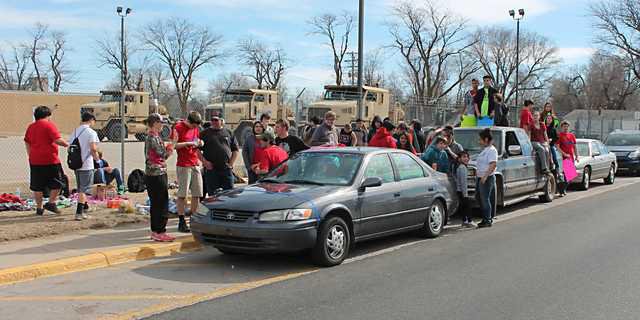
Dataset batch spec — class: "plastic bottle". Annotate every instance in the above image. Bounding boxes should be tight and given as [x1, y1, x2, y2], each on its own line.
[15, 187, 21, 199]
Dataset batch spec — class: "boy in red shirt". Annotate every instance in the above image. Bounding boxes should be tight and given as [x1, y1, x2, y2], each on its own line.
[519, 100, 535, 136]
[173, 111, 203, 233]
[557, 120, 578, 196]
[251, 131, 288, 178]
[24, 106, 70, 216]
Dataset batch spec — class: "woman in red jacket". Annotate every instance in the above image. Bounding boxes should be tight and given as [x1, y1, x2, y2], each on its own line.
[369, 121, 397, 149]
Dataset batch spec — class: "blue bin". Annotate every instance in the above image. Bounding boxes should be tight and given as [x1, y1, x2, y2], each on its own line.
[477, 117, 494, 127]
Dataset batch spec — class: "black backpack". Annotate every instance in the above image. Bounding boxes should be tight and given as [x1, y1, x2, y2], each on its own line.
[67, 128, 88, 170]
[127, 169, 146, 193]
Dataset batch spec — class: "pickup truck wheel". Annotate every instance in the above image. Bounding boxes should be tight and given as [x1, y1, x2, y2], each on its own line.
[539, 173, 556, 203]
[106, 122, 126, 142]
[97, 130, 105, 142]
[579, 167, 591, 191]
[604, 165, 615, 185]
[420, 200, 445, 238]
[312, 216, 350, 267]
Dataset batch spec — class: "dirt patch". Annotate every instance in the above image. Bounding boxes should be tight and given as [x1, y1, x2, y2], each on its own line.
[0, 193, 150, 242]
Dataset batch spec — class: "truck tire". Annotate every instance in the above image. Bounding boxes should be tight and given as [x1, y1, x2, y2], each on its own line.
[107, 121, 126, 142]
[539, 173, 556, 203]
[97, 130, 105, 142]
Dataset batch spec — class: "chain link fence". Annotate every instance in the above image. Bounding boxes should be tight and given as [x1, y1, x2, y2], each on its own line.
[566, 110, 640, 141]
[403, 97, 522, 128]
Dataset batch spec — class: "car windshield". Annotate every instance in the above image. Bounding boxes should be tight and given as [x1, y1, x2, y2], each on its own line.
[263, 152, 363, 186]
[576, 143, 590, 157]
[454, 130, 503, 155]
[605, 134, 640, 146]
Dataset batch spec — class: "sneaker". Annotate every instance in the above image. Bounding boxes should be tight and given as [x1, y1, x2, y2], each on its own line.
[477, 221, 493, 228]
[43, 202, 60, 214]
[74, 214, 83, 221]
[151, 232, 165, 242]
[178, 219, 190, 233]
[161, 233, 176, 242]
[461, 221, 476, 228]
[83, 203, 90, 213]
[117, 186, 126, 195]
[36, 208, 44, 216]
[82, 213, 90, 220]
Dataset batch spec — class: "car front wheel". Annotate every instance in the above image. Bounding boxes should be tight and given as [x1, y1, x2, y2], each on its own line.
[312, 216, 350, 267]
[604, 165, 615, 185]
[579, 167, 591, 191]
[420, 200, 445, 238]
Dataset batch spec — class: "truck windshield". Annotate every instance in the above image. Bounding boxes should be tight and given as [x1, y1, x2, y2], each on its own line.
[99, 94, 120, 102]
[605, 134, 640, 146]
[454, 130, 503, 156]
[223, 94, 253, 103]
[264, 152, 363, 186]
[324, 90, 360, 101]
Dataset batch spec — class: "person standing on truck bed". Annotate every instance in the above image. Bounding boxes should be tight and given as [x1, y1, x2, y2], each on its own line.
[473, 75, 498, 121]
[476, 128, 498, 228]
[310, 111, 340, 146]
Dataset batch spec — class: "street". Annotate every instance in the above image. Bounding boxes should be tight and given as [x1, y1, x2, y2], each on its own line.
[0, 177, 638, 320]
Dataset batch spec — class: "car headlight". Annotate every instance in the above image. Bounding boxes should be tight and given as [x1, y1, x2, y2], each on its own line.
[629, 150, 640, 159]
[259, 209, 313, 222]
[195, 202, 210, 217]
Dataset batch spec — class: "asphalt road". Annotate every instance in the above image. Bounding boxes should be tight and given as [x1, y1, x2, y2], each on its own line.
[150, 180, 640, 320]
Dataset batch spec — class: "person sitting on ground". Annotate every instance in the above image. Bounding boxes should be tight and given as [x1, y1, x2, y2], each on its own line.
[251, 131, 289, 178]
[421, 136, 449, 174]
[94, 151, 125, 195]
[456, 151, 474, 228]
[338, 123, 358, 147]
[396, 132, 416, 155]
[368, 120, 397, 149]
[310, 111, 340, 146]
[530, 111, 551, 174]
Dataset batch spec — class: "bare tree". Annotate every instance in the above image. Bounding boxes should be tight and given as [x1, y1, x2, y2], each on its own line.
[207, 72, 253, 100]
[141, 17, 224, 116]
[95, 32, 139, 90]
[308, 12, 354, 86]
[28, 23, 49, 91]
[238, 38, 287, 89]
[473, 26, 559, 104]
[145, 63, 171, 100]
[590, 0, 640, 80]
[0, 45, 32, 90]
[364, 48, 385, 87]
[389, 1, 479, 102]
[47, 31, 73, 92]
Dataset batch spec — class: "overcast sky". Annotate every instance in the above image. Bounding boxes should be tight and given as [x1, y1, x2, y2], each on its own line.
[0, 0, 596, 97]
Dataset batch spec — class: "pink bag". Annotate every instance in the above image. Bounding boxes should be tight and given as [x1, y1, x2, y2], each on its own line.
[563, 159, 578, 182]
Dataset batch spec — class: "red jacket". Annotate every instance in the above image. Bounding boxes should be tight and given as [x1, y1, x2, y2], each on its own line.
[368, 128, 397, 149]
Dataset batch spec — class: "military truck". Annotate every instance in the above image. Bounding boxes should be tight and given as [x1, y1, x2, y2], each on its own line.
[80, 90, 172, 142]
[306, 85, 404, 127]
[205, 88, 294, 145]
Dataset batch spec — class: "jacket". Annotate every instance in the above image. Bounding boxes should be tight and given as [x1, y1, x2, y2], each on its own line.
[242, 133, 257, 170]
[473, 86, 499, 117]
[369, 128, 397, 149]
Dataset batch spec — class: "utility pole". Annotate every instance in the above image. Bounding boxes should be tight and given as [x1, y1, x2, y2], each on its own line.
[117, 6, 131, 185]
[356, 0, 365, 120]
[509, 9, 524, 108]
[344, 51, 357, 85]
[221, 81, 233, 120]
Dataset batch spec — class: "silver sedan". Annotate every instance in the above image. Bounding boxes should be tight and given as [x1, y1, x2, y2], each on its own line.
[572, 139, 617, 190]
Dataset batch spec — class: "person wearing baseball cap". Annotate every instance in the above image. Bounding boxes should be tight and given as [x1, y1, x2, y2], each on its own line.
[251, 130, 288, 178]
[200, 114, 239, 192]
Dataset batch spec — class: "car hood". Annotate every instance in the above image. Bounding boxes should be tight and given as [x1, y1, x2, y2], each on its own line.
[606, 145, 639, 152]
[202, 183, 345, 212]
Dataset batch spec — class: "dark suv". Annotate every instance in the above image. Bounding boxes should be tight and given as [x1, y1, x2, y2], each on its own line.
[453, 127, 556, 211]
[605, 130, 640, 176]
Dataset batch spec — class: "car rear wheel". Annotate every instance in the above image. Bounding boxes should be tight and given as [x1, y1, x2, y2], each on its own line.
[312, 216, 350, 267]
[420, 200, 445, 238]
[604, 165, 615, 185]
[579, 167, 591, 191]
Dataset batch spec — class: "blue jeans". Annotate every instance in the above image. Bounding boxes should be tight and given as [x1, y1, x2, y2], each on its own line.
[476, 175, 496, 223]
[205, 168, 234, 194]
[95, 168, 123, 188]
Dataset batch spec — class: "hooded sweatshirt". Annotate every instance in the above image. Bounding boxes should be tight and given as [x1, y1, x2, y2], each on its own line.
[369, 128, 397, 149]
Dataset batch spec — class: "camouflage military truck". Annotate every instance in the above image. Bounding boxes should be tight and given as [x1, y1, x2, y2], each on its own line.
[306, 85, 403, 127]
[80, 90, 172, 142]
[205, 88, 295, 145]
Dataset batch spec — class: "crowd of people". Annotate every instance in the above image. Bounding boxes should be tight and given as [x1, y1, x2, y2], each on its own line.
[23, 74, 580, 241]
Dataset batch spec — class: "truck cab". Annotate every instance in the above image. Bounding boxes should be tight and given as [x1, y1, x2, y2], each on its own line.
[307, 85, 391, 126]
[453, 127, 556, 210]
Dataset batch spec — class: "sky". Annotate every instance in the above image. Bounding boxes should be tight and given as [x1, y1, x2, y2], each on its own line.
[0, 0, 596, 98]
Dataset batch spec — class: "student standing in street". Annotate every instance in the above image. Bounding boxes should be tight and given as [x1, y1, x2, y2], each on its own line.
[173, 111, 203, 233]
[410, 120, 426, 153]
[251, 131, 289, 177]
[200, 115, 239, 192]
[303, 116, 322, 145]
[476, 128, 498, 228]
[396, 132, 417, 154]
[353, 119, 368, 146]
[24, 106, 70, 216]
[421, 136, 449, 174]
[456, 151, 473, 228]
[339, 123, 358, 147]
[310, 111, 340, 146]
[242, 121, 265, 184]
[144, 113, 174, 242]
[545, 113, 565, 195]
[368, 120, 397, 149]
[557, 120, 578, 196]
[275, 119, 309, 155]
[70, 112, 100, 221]
[260, 113, 274, 135]
[368, 116, 383, 142]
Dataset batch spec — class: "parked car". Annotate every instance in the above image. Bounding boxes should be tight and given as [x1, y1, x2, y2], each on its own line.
[572, 139, 617, 190]
[453, 127, 556, 213]
[191, 147, 458, 267]
[604, 130, 640, 176]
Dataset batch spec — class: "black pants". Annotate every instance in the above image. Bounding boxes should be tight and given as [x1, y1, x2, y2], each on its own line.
[145, 174, 169, 233]
[457, 192, 471, 222]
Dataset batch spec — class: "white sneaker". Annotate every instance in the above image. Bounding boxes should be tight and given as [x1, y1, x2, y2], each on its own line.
[74, 214, 83, 221]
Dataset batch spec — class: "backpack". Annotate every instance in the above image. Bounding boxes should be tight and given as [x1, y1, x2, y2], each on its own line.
[127, 169, 146, 193]
[67, 128, 88, 170]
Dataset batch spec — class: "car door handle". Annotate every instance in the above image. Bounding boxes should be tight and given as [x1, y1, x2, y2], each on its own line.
[427, 187, 435, 192]
[522, 163, 528, 166]
[393, 192, 401, 197]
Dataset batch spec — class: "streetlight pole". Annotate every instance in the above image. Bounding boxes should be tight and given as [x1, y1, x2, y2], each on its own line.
[295, 88, 306, 127]
[117, 6, 131, 185]
[509, 9, 524, 108]
[356, 0, 365, 120]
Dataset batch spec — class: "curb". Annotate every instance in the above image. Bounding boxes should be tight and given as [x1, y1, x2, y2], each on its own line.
[0, 236, 201, 287]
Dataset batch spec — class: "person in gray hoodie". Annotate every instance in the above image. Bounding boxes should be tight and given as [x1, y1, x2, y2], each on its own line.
[241, 121, 265, 184]
[310, 111, 340, 146]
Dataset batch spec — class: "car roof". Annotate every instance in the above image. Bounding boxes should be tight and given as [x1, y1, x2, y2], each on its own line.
[299, 146, 410, 156]
[610, 130, 640, 135]
[576, 138, 601, 143]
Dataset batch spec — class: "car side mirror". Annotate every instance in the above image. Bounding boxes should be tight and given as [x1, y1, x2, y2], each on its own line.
[359, 177, 382, 192]
[507, 145, 522, 156]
